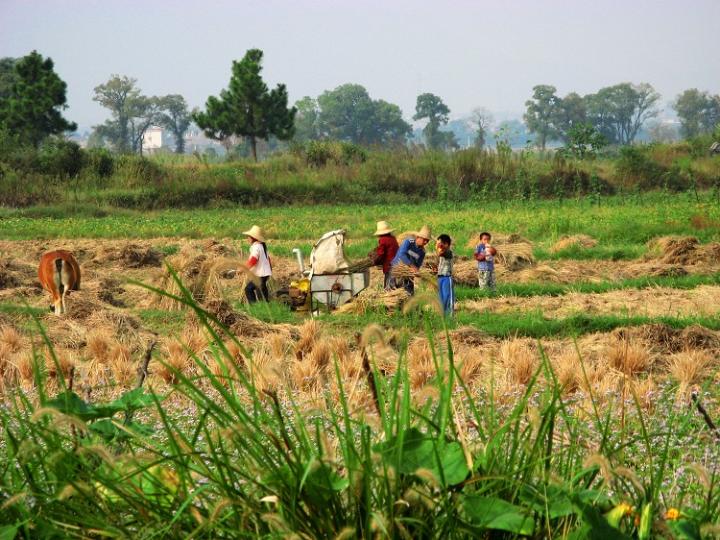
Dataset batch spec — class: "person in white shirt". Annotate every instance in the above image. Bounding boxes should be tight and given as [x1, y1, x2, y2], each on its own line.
[242, 225, 272, 303]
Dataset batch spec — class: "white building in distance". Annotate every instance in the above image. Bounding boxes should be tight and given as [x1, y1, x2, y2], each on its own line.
[142, 126, 164, 153]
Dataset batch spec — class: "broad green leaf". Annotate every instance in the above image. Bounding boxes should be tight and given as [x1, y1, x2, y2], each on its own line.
[301, 461, 349, 504]
[44, 391, 104, 421]
[89, 419, 153, 441]
[667, 519, 701, 540]
[0, 525, 18, 540]
[376, 428, 469, 487]
[463, 494, 535, 536]
[94, 388, 155, 417]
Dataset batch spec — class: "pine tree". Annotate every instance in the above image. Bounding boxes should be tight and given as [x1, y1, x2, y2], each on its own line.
[0, 51, 76, 146]
[194, 49, 295, 161]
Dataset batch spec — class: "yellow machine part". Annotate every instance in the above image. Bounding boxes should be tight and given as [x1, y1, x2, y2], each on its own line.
[288, 278, 312, 311]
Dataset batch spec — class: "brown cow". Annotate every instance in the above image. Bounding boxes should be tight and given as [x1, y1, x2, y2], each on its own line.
[38, 250, 81, 315]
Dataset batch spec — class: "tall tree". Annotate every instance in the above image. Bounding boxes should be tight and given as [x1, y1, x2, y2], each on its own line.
[552, 92, 587, 142]
[93, 75, 142, 153]
[157, 94, 192, 153]
[585, 83, 660, 145]
[194, 49, 296, 161]
[413, 93, 451, 150]
[293, 96, 321, 143]
[315, 84, 410, 145]
[0, 51, 76, 146]
[674, 89, 720, 138]
[0, 57, 17, 101]
[127, 95, 161, 155]
[469, 107, 493, 149]
[523, 84, 560, 150]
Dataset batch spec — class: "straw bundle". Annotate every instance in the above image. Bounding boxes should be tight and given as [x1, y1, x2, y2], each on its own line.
[623, 262, 688, 278]
[454, 261, 479, 287]
[150, 254, 248, 310]
[494, 243, 535, 270]
[550, 234, 597, 253]
[335, 287, 410, 314]
[391, 263, 438, 289]
[346, 257, 375, 273]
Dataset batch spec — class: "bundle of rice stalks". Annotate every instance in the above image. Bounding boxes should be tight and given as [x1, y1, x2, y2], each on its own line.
[0, 326, 24, 354]
[453, 260, 479, 287]
[95, 243, 163, 268]
[0, 259, 37, 289]
[346, 257, 375, 273]
[391, 263, 438, 289]
[605, 338, 653, 377]
[195, 257, 247, 304]
[550, 234, 598, 253]
[647, 236, 701, 265]
[622, 262, 688, 278]
[679, 325, 720, 351]
[497, 339, 537, 385]
[335, 287, 410, 314]
[495, 243, 535, 270]
[194, 299, 272, 338]
[120, 244, 163, 268]
[614, 324, 678, 353]
[449, 326, 488, 347]
[667, 350, 712, 389]
[150, 254, 247, 310]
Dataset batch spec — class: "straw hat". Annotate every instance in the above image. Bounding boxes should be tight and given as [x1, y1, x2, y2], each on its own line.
[373, 220, 394, 236]
[416, 225, 432, 240]
[242, 225, 266, 242]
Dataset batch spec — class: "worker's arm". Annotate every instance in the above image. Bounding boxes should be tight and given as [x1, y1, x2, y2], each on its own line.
[474, 246, 486, 261]
[246, 244, 260, 268]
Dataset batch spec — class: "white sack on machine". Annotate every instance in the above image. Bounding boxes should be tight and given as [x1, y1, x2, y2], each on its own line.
[310, 229, 350, 274]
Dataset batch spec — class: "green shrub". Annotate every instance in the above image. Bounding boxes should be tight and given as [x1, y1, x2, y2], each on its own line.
[114, 155, 165, 187]
[84, 148, 115, 178]
[616, 145, 665, 188]
[36, 137, 84, 178]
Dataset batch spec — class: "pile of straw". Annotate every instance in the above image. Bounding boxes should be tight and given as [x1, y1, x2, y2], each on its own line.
[550, 234, 597, 253]
[150, 254, 247, 310]
[335, 287, 410, 314]
[391, 263, 437, 289]
[494, 242, 535, 270]
[647, 236, 720, 266]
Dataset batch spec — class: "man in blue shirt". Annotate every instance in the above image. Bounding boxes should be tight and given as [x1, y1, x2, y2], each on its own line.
[390, 225, 431, 295]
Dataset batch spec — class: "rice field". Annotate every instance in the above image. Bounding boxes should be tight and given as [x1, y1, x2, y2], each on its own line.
[2, 195, 720, 538]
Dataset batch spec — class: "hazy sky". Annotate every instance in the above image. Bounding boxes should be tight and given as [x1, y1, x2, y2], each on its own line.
[1, 0, 719, 129]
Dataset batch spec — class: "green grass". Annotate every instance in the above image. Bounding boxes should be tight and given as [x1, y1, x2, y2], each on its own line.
[2, 279, 719, 538]
[1, 192, 720, 262]
[454, 272, 720, 301]
[135, 309, 186, 335]
[325, 304, 720, 339]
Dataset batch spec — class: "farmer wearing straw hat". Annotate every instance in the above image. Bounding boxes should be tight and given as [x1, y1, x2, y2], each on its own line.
[390, 225, 432, 295]
[242, 225, 272, 303]
[371, 220, 399, 290]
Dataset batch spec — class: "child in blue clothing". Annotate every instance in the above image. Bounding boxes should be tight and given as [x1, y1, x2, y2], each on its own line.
[435, 234, 454, 316]
[474, 231, 497, 293]
[390, 225, 431, 295]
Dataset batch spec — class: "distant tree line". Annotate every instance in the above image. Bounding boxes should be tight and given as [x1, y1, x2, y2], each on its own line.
[2, 47, 720, 166]
[523, 83, 720, 151]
